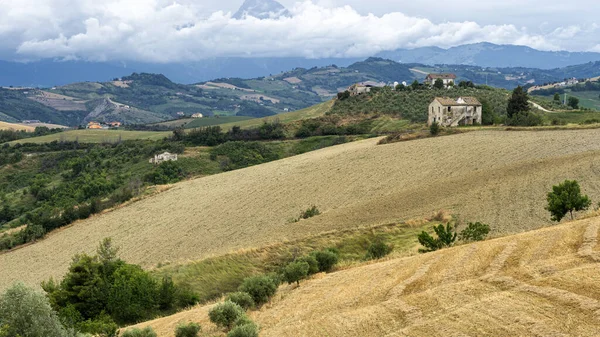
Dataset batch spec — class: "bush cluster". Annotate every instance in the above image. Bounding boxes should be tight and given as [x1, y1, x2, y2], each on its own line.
[365, 239, 394, 260]
[180, 121, 286, 146]
[42, 239, 198, 333]
[210, 141, 280, 171]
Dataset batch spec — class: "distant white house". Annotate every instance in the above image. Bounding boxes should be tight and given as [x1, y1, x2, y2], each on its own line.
[347, 81, 386, 96]
[191, 113, 204, 118]
[149, 152, 178, 164]
[425, 73, 457, 87]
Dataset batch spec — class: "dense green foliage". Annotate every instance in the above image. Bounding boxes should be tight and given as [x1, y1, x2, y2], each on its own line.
[225, 292, 255, 310]
[429, 122, 440, 135]
[120, 327, 157, 337]
[283, 261, 310, 286]
[330, 86, 510, 123]
[310, 250, 339, 272]
[568, 96, 580, 109]
[295, 117, 372, 138]
[458, 222, 491, 242]
[175, 322, 201, 337]
[42, 239, 197, 330]
[507, 86, 530, 118]
[365, 239, 394, 260]
[0, 140, 185, 252]
[297, 205, 321, 221]
[546, 180, 591, 222]
[227, 322, 259, 337]
[0, 283, 76, 337]
[238, 275, 278, 306]
[210, 141, 279, 171]
[145, 160, 185, 185]
[208, 301, 246, 330]
[418, 223, 457, 253]
[296, 255, 320, 275]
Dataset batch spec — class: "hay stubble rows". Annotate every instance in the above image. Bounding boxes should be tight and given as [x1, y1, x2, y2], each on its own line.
[2, 129, 600, 289]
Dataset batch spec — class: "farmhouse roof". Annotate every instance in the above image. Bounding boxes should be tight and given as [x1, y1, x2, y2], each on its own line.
[358, 81, 386, 87]
[433, 97, 482, 106]
[426, 73, 457, 80]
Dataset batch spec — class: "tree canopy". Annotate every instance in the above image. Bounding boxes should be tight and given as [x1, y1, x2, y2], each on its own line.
[546, 180, 591, 222]
[507, 86, 530, 118]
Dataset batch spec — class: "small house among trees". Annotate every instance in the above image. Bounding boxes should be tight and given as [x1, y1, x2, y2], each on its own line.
[149, 152, 178, 164]
[425, 74, 457, 88]
[428, 97, 483, 127]
[347, 81, 386, 96]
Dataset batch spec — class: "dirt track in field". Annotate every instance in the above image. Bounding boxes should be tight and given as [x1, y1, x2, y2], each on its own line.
[2, 129, 600, 289]
[128, 217, 600, 337]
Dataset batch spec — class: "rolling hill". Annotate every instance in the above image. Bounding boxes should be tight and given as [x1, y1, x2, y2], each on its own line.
[128, 215, 600, 336]
[3, 129, 600, 290]
[3, 58, 600, 127]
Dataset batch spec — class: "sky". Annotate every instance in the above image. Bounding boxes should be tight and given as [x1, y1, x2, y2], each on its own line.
[0, 0, 598, 63]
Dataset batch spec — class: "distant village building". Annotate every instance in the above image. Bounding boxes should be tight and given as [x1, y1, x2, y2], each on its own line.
[191, 113, 204, 118]
[107, 121, 121, 128]
[149, 152, 178, 164]
[22, 120, 42, 124]
[87, 121, 103, 129]
[348, 81, 386, 96]
[176, 112, 185, 117]
[425, 73, 457, 87]
[428, 97, 482, 127]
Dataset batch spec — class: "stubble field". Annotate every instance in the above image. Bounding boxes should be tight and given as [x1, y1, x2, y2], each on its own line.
[128, 216, 600, 336]
[2, 129, 600, 289]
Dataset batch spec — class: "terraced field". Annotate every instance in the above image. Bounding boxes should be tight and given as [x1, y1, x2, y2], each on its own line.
[128, 216, 600, 336]
[4, 129, 600, 290]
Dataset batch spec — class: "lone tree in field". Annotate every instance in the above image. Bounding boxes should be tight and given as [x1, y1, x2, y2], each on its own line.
[507, 86, 530, 118]
[418, 223, 457, 253]
[553, 93, 561, 102]
[567, 96, 580, 109]
[546, 180, 591, 222]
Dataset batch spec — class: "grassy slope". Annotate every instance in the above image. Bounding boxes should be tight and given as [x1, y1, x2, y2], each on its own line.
[185, 116, 255, 129]
[10, 129, 171, 144]
[4, 129, 600, 290]
[130, 216, 600, 337]
[216, 100, 334, 130]
[0, 122, 34, 132]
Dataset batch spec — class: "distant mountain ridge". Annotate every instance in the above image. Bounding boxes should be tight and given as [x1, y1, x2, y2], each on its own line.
[233, 0, 290, 20]
[2, 43, 600, 87]
[377, 43, 600, 69]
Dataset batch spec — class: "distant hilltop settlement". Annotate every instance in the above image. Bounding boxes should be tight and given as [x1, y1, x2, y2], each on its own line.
[346, 72, 458, 96]
[86, 121, 122, 129]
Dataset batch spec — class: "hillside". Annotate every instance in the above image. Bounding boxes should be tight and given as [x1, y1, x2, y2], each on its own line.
[0, 121, 34, 132]
[129, 215, 600, 336]
[2, 59, 600, 126]
[3, 129, 600, 290]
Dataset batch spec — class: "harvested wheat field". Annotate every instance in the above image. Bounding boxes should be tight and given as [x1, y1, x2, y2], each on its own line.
[3, 129, 600, 289]
[129, 216, 600, 337]
[0, 121, 34, 131]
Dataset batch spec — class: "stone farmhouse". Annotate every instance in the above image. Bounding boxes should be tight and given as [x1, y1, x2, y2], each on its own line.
[428, 97, 482, 127]
[348, 81, 386, 96]
[149, 152, 178, 164]
[425, 73, 457, 87]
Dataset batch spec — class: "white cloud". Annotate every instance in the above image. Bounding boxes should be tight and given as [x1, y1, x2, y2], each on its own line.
[1, 0, 598, 63]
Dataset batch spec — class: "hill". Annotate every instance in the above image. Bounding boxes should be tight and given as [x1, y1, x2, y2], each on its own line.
[3, 129, 600, 290]
[128, 215, 600, 336]
[378, 42, 600, 69]
[2, 59, 600, 127]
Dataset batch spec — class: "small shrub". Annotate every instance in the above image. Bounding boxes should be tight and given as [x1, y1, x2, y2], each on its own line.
[429, 122, 440, 136]
[418, 223, 457, 253]
[120, 327, 157, 337]
[175, 322, 201, 337]
[227, 322, 259, 337]
[209, 301, 245, 330]
[297, 255, 320, 275]
[283, 261, 310, 286]
[298, 206, 321, 220]
[310, 250, 339, 272]
[365, 239, 393, 260]
[459, 222, 490, 242]
[238, 275, 278, 306]
[225, 292, 255, 310]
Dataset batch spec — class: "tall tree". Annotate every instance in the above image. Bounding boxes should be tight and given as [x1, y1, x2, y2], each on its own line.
[507, 86, 530, 118]
[433, 78, 445, 89]
[546, 180, 591, 222]
[567, 96, 580, 109]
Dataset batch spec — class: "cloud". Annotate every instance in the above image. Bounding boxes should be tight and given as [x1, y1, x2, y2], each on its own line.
[1, 0, 599, 63]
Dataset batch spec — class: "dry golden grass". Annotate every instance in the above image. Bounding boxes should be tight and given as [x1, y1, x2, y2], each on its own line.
[4, 129, 600, 289]
[0, 121, 34, 132]
[128, 216, 600, 337]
